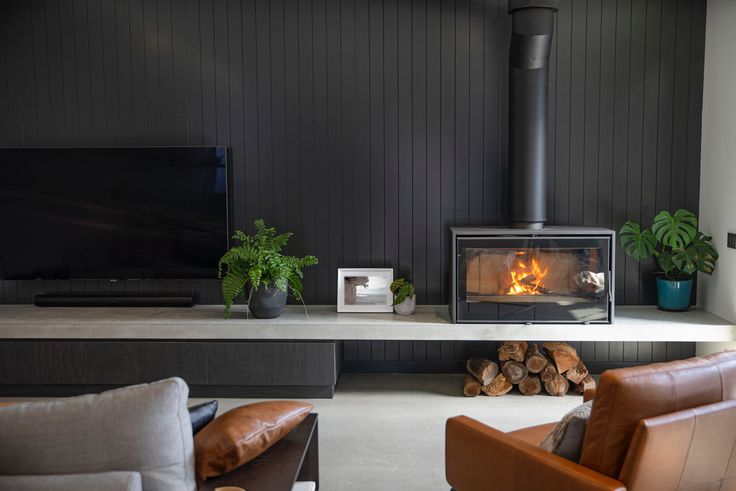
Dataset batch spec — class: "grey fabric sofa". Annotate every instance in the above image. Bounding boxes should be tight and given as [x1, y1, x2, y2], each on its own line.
[0, 378, 196, 491]
[0, 471, 143, 491]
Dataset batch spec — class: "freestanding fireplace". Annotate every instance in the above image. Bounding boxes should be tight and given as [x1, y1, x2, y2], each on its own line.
[450, 227, 614, 323]
[449, 0, 615, 324]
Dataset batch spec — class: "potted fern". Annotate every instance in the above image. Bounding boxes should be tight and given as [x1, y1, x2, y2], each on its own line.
[620, 209, 718, 311]
[218, 219, 318, 318]
[390, 278, 416, 315]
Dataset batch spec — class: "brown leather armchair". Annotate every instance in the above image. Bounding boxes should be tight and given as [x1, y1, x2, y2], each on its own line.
[446, 350, 736, 491]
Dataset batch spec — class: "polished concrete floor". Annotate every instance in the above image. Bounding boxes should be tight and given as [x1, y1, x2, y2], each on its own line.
[193, 373, 584, 491]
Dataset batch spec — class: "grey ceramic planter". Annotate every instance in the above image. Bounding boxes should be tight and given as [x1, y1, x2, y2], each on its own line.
[249, 284, 288, 319]
[393, 295, 416, 315]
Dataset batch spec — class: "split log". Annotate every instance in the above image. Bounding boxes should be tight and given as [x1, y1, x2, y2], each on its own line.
[466, 358, 499, 386]
[544, 374, 570, 397]
[564, 359, 589, 385]
[572, 374, 596, 394]
[574, 271, 606, 294]
[543, 342, 580, 374]
[502, 360, 529, 385]
[540, 361, 558, 383]
[482, 374, 513, 397]
[498, 341, 528, 363]
[463, 374, 482, 397]
[518, 375, 542, 396]
[524, 343, 548, 374]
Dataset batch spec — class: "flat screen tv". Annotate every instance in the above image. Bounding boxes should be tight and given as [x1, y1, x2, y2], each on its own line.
[0, 147, 228, 280]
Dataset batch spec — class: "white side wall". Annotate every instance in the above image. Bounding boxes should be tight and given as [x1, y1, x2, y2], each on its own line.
[697, 0, 736, 355]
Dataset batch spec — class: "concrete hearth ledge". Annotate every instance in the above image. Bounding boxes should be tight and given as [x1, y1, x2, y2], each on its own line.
[0, 305, 734, 342]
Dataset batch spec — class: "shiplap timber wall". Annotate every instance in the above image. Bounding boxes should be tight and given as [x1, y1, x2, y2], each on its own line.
[341, 340, 698, 373]
[0, 0, 705, 369]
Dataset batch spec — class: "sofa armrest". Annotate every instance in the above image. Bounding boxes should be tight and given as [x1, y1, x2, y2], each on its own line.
[583, 388, 597, 402]
[446, 416, 625, 491]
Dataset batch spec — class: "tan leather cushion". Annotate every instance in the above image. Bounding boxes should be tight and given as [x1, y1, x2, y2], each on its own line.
[194, 400, 312, 480]
[508, 422, 558, 446]
[580, 350, 736, 478]
[618, 399, 736, 491]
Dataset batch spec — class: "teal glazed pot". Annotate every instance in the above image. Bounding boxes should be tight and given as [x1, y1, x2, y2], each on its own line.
[656, 277, 693, 312]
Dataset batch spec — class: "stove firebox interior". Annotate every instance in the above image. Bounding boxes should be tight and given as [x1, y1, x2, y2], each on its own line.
[450, 228, 614, 324]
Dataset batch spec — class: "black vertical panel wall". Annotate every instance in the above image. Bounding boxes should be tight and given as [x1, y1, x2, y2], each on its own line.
[0, 0, 705, 368]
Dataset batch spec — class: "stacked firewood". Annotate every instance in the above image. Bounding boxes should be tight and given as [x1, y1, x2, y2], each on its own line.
[463, 341, 595, 397]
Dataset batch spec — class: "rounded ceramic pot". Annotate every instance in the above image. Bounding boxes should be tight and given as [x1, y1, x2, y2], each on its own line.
[393, 295, 416, 315]
[656, 277, 693, 312]
[249, 284, 287, 318]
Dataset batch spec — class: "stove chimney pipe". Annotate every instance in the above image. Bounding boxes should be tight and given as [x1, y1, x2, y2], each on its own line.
[508, 0, 558, 230]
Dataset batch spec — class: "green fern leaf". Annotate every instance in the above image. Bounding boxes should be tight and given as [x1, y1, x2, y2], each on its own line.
[221, 273, 247, 318]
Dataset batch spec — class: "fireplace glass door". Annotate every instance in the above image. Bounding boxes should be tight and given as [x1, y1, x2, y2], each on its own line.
[456, 236, 612, 323]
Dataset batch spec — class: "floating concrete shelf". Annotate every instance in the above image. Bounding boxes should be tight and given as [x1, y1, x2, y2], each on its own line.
[0, 305, 733, 342]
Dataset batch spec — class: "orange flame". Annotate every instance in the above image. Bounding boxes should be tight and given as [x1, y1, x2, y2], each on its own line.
[507, 256, 549, 295]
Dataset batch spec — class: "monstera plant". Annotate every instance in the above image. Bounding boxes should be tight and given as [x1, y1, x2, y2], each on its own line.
[620, 209, 718, 311]
[218, 219, 318, 319]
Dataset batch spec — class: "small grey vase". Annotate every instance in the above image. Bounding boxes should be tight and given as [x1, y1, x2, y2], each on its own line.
[393, 295, 416, 315]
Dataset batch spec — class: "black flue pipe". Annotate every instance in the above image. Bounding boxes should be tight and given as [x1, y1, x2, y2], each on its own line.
[508, 0, 558, 229]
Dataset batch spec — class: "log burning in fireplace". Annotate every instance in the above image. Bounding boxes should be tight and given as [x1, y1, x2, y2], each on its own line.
[465, 248, 607, 303]
[508, 253, 549, 295]
[463, 342, 595, 397]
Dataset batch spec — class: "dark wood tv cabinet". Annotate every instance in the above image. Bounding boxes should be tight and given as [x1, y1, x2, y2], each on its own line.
[0, 338, 341, 398]
[0, 305, 345, 398]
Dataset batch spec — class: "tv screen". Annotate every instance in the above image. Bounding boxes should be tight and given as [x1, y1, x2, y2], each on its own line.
[0, 147, 228, 280]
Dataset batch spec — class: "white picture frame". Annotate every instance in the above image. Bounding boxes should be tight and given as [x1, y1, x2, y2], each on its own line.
[337, 268, 394, 313]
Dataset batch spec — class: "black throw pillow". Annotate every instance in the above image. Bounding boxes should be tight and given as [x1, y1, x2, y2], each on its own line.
[188, 400, 218, 435]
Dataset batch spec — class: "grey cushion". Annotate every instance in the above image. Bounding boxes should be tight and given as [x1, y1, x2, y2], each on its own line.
[0, 471, 142, 491]
[0, 378, 196, 491]
[539, 400, 593, 462]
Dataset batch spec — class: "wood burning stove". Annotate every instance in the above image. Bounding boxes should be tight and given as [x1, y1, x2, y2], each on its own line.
[450, 227, 614, 323]
[446, 1, 615, 324]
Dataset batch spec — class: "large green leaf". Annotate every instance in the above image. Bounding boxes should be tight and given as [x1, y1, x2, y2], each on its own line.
[656, 250, 676, 278]
[619, 221, 657, 260]
[673, 232, 719, 275]
[651, 209, 698, 249]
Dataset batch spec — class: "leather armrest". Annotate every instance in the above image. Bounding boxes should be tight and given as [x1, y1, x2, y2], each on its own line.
[583, 388, 597, 402]
[445, 416, 625, 491]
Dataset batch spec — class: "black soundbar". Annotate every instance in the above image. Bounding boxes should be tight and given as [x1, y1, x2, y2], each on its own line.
[35, 294, 194, 308]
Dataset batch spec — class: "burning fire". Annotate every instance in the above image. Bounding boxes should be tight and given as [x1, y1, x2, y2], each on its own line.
[507, 254, 549, 295]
